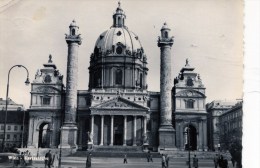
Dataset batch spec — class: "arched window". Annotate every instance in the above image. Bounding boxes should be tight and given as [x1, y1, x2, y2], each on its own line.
[118, 17, 121, 26]
[186, 99, 194, 109]
[72, 29, 75, 35]
[115, 69, 122, 85]
[164, 31, 168, 38]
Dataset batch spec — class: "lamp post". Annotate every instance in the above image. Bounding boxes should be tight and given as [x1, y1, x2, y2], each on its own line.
[58, 128, 62, 168]
[1, 65, 30, 152]
[21, 109, 26, 148]
[184, 123, 191, 168]
[187, 125, 191, 168]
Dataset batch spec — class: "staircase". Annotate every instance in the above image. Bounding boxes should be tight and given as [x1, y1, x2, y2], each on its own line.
[70, 145, 161, 158]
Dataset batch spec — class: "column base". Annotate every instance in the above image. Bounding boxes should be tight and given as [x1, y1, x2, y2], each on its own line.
[158, 125, 177, 152]
[143, 143, 149, 152]
[87, 142, 93, 150]
[59, 124, 78, 150]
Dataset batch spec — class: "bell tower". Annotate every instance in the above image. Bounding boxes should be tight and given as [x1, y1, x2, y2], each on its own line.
[158, 22, 176, 151]
[60, 20, 82, 149]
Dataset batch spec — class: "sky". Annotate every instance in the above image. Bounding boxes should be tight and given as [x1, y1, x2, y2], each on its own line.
[0, 0, 244, 108]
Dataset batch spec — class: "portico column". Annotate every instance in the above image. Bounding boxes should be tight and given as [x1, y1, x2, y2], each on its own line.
[123, 115, 127, 146]
[133, 116, 137, 146]
[110, 115, 114, 146]
[91, 115, 94, 134]
[100, 115, 104, 146]
[143, 116, 147, 135]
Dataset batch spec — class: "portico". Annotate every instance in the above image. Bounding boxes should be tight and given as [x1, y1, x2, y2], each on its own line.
[89, 96, 149, 147]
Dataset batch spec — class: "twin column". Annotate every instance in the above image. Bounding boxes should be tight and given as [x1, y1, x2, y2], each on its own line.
[90, 115, 146, 146]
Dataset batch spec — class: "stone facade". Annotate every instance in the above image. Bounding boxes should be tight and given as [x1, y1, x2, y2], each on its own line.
[26, 3, 209, 152]
[173, 60, 208, 151]
[206, 100, 237, 151]
[27, 55, 64, 149]
[157, 23, 176, 151]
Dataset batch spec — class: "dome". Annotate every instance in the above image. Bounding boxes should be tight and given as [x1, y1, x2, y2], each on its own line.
[88, 3, 148, 91]
[94, 27, 143, 55]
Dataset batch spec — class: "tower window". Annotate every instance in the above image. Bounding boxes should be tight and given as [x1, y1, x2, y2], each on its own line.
[186, 99, 194, 109]
[72, 29, 75, 35]
[186, 77, 194, 86]
[164, 31, 168, 38]
[115, 69, 122, 85]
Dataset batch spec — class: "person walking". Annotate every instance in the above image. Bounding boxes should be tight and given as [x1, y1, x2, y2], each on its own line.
[147, 151, 153, 162]
[123, 154, 128, 164]
[86, 153, 92, 168]
[231, 157, 235, 167]
[219, 155, 224, 168]
[52, 151, 59, 168]
[193, 155, 199, 168]
[45, 150, 52, 168]
[165, 154, 170, 168]
[214, 154, 219, 168]
[161, 154, 166, 168]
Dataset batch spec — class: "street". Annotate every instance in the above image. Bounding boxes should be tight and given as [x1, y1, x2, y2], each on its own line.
[0, 157, 233, 168]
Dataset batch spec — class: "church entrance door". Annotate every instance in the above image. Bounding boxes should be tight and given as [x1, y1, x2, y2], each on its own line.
[114, 116, 123, 146]
[38, 123, 52, 148]
[114, 132, 123, 145]
[184, 125, 197, 151]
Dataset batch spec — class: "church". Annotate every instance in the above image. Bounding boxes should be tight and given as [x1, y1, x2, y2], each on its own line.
[26, 3, 208, 152]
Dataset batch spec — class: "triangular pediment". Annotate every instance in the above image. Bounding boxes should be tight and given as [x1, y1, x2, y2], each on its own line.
[90, 96, 149, 110]
[176, 90, 205, 98]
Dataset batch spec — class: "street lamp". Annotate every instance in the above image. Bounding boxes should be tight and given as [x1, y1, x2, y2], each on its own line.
[21, 109, 26, 148]
[1, 65, 30, 152]
[184, 123, 191, 168]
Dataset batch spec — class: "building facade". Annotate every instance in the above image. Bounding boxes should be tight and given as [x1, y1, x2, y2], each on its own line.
[206, 100, 237, 151]
[26, 3, 208, 152]
[218, 101, 243, 151]
[173, 61, 208, 151]
[0, 98, 28, 149]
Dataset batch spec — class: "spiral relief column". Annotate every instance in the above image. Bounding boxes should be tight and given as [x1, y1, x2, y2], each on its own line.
[158, 22, 176, 151]
[60, 20, 82, 149]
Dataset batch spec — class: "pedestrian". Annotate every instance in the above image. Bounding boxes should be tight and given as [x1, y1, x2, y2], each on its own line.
[147, 151, 153, 162]
[52, 151, 59, 168]
[86, 153, 92, 168]
[193, 155, 199, 168]
[213, 154, 219, 168]
[20, 152, 25, 166]
[165, 154, 169, 168]
[231, 157, 235, 167]
[123, 154, 128, 164]
[161, 154, 166, 168]
[45, 150, 52, 168]
[219, 155, 224, 168]
[223, 158, 228, 168]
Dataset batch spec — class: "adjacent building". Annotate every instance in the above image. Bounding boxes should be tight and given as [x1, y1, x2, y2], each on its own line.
[206, 100, 237, 151]
[218, 101, 243, 151]
[0, 98, 28, 149]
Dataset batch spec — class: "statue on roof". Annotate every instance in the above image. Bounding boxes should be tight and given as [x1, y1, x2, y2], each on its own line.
[48, 54, 53, 63]
[185, 58, 189, 66]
